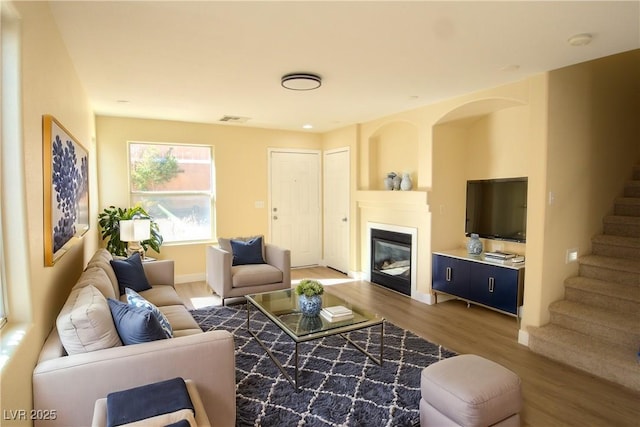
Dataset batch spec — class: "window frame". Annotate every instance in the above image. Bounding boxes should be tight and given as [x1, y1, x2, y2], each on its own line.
[0, 1, 19, 330]
[127, 141, 216, 244]
[0, 181, 6, 330]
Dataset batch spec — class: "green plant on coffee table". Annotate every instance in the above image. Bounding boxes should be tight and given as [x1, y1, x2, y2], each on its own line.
[98, 205, 163, 256]
[295, 279, 324, 297]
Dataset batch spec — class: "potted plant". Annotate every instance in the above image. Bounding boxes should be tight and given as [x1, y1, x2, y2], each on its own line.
[295, 279, 324, 317]
[98, 205, 163, 256]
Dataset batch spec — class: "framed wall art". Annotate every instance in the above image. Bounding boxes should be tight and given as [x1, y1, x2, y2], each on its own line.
[43, 115, 89, 266]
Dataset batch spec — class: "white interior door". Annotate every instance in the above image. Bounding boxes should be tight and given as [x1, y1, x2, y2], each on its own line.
[323, 148, 350, 273]
[270, 150, 321, 267]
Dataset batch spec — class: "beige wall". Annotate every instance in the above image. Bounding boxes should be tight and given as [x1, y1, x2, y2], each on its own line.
[1, 1, 97, 423]
[95, 116, 322, 278]
[369, 121, 419, 191]
[538, 50, 640, 325]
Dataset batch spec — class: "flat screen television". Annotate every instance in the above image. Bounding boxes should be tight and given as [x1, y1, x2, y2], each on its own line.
[465, 177, 528, 243]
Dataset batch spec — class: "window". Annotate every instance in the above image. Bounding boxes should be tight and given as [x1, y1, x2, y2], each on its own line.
[0, 2, 20, 329]
[129, 142, 214, 243]
[0, 217, 5, 330]
[0, 107, 5, 327]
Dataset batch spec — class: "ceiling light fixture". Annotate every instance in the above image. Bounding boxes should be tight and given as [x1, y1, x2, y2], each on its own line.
[567, 33, 593, 47]
[281, 73, 322, 91]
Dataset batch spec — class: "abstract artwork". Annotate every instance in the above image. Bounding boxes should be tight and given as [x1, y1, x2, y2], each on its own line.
[43, 115, 89, 266]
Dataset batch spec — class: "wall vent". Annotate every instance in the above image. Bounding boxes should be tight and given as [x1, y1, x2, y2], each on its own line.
[219, 115, 250, 123]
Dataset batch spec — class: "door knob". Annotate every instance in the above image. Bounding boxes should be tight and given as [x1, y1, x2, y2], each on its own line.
[273, 215, 278, 220]
[342, 217, 348, 222]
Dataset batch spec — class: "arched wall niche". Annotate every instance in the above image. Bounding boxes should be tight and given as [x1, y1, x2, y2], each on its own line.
[435, 97, 525, 126]
[431, 97, 528, 254]
[366, 120, 419, 190]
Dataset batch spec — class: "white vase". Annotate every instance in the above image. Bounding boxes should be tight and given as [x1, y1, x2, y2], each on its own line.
[400, 173, 413, 191]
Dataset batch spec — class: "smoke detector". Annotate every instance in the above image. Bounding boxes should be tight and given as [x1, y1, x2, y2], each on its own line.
[567, 33, 593, 47]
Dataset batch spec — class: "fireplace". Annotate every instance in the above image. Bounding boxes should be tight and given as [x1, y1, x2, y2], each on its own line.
[370, 228, 412, 296]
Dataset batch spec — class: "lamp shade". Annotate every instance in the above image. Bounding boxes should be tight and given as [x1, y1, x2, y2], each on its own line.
[119, 219, 151, 242]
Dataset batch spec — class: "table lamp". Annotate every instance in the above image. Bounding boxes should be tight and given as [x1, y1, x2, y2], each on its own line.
[119, 219, 151, 259]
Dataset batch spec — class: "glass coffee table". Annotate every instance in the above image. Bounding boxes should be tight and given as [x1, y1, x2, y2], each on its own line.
[246, 289, 385, 390]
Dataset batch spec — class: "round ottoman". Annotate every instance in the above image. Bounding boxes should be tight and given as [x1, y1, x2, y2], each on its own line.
[420, 354, 522, 427]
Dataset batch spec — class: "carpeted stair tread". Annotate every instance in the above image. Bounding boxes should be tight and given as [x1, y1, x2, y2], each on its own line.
[591, 234, 640, 250]
[614, 197, 640, 208]
[579, 255, 640, 276]
[616, 195, 640, 203]
[603, 215, 640, 226]
[549, 300, 639, 338]
[591, 234, 640, 260]
[614, 197, 640, 217]
[613, 201, 640, 217]
[603, 215, 640, 238]
[564, 276, 640, 305]
[528, 324, 640, 392]
[624, 181, 640, 197]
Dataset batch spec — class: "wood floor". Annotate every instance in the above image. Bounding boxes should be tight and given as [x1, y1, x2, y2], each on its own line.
[176, 267, 640, 427]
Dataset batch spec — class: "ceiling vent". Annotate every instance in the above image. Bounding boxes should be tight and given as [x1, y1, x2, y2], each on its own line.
[219, 115, 250, 123]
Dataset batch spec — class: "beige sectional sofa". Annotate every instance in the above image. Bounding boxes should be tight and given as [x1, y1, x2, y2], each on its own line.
[33, 249, 236, 427]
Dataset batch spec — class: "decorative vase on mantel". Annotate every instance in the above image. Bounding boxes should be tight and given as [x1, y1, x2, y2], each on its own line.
[467, 233, 483, 255]
[384, 172, 396, 191]
[298, 294, 322, 317]
[400, 173, 413, 191]
[392, 174, 402, 191]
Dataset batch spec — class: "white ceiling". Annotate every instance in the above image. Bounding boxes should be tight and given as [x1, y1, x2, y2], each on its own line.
[48, 1, 640, 133]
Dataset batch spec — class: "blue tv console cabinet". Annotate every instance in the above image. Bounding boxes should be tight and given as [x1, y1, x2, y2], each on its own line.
[432, 249, 525, 318]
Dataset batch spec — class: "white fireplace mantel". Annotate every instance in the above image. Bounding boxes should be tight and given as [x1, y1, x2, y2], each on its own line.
[356, 190, 429, 208]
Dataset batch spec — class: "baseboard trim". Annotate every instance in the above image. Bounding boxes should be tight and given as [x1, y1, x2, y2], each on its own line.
[413, 291, 435, 305]
[518, 329, 529, 347]
[350, 270, 365, 280]
[176, 273, 205, 284]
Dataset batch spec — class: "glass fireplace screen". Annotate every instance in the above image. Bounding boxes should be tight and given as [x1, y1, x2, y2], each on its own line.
[372, 238, 411, 279]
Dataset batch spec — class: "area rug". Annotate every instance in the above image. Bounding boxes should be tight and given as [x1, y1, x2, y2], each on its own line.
[190, 304, 456, 427]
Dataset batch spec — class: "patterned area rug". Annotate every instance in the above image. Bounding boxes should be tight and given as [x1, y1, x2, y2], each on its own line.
[190, 304, 456, 427]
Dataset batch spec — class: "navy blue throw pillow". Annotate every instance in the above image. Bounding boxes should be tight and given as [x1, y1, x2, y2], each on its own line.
[230, 236, 265, 266]
[107, 298, 167, 345]
[110, 252, 151, 295]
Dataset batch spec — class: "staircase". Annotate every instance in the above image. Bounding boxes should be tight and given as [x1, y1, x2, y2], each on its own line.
[529, 166, 640, 392]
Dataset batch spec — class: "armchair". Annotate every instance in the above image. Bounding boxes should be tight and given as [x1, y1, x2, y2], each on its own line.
[206, 237, 291, 305]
